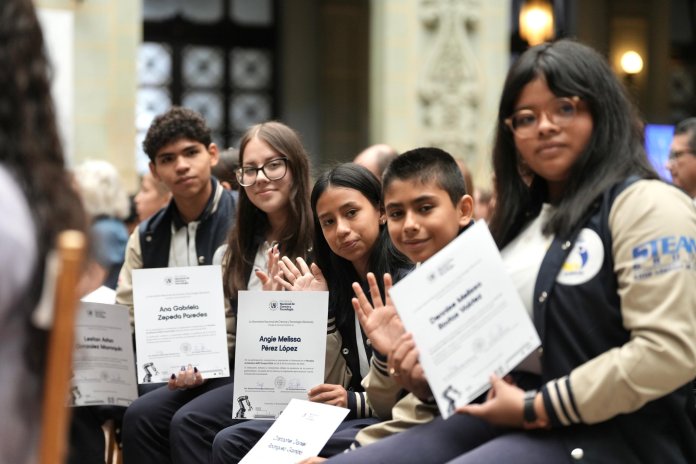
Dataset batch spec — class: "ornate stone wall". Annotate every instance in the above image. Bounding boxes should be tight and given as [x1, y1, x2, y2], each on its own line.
[370, 0, 509, 188]
[418, 0, 482, 164]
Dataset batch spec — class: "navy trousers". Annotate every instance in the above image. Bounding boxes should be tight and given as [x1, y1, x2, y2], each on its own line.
[212, 417, 380, 463]
[323, 414, 500, 464]
[122, 377, 234, 464]
[323, 414, 571, 464]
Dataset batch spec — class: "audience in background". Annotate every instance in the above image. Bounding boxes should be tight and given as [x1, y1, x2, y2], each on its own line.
[353, 144, 398, 180]
[473, 187, 496, 223]
[667, 117, 696, 203]
[73, 160, 130, 290]
[212, 147, 241, 195]
[134, 171, 172, 223]
[455, 159, 475, 197]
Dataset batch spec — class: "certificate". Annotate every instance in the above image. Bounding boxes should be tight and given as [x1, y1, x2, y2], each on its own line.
[71, 287, 137, 407]
[389, 221, 541, 419]
[233, 291, 328, 420]
[240, 399, 349, 464]
[133, 265, 229, 384]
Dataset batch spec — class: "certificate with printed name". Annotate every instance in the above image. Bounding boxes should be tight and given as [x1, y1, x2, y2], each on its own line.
[233, 291, 328, 420]
[133, 265, 229, 384]
[240, 399, 349, 464]
[71, 287, 137, 407]
[389, 221, 541, 419]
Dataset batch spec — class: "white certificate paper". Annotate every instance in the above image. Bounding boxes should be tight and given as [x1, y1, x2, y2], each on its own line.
[133, 265, 229, 384]
[389, 221, 541, 419]
[240, 399, 349, 464]
[71, 289, 137, 407]
[233, 291, 328, 420]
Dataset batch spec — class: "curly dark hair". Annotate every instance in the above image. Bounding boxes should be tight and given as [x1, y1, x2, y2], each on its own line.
[142, 106, 212, 161]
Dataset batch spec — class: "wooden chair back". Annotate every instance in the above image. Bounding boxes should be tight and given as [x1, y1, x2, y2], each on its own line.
[38, 230, 86, 464]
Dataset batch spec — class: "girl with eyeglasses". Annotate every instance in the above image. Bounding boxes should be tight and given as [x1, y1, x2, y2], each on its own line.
[161, 121, 315, 464]
[321, 39, 696, 464]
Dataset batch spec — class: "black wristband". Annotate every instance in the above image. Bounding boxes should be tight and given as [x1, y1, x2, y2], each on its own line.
[523, 390, 538, 423]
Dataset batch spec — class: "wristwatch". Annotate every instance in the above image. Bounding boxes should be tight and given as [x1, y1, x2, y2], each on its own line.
[523, 390, 538, 423]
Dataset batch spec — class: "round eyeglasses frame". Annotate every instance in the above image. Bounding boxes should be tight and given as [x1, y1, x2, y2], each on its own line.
[235, 157, 288, 187]
[504, 96, 581, 139]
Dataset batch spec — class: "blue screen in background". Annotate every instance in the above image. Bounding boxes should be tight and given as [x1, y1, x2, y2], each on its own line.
[645, 124, 674, 181]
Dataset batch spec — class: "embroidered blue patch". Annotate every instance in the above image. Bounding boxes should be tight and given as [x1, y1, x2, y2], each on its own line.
[631, 236, 696, 280]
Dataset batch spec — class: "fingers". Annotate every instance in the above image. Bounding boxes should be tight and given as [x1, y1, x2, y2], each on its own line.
[167, 365, 200, 390]
[277, 259, 294, 283]
[255, 269, 270, 285]
[352, 282, 374, 316]
[274, 275, 294, 291]
[366, 273, 384, 308]
[399, 340, 421, 375]
[296, 257, 311, 275]
[456, 402, 486, 416]
[383, 273, 394, 306]
[267, 245, 280, 275]
[310, 262, 325, 281]
[307, 384, 344, 404]
[297, 457, 327, 464]
[352, 297, 368, 328]
[280, 256, 302, 281]
[388, 333, 415, 374]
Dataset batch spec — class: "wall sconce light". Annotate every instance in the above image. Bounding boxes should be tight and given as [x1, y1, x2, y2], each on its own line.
[519, 0, 555, 46]
[620, 50, 644, 76]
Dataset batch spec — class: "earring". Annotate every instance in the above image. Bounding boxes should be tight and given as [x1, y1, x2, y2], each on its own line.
[379, 218, 386, 225]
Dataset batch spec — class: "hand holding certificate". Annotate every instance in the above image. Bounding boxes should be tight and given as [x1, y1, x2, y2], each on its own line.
[233, 290, 328, 420]
[133, 265, 229, 384]
[239, 399, 348, 464]
[389, 221, 541, 419]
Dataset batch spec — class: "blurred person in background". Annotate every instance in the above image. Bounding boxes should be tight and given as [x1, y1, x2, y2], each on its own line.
[212, 147, 241, 201]
[354, 144, 398, 180]
[666, 117, 696, 204]
[134, 171, 172, 223]
[73, 160, 130, 290]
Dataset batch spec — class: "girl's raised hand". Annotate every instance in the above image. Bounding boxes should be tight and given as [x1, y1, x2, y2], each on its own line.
[275, 257, 328, 292]
[256, 244, 283, 291]
[352, 272, 404, 355]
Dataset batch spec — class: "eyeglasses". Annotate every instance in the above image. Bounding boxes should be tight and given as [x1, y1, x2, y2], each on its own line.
[235, 157, 288, 187]
[668, 150, 695, 161]
[504, 96, 581, 139]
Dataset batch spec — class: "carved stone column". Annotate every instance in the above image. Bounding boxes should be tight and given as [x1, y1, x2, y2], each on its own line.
[370, 0, 509, 188]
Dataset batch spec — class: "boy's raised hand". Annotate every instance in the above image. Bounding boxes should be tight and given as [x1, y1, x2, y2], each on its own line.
[388, 333, 432, 401]
[352, 272, 404, 356]
[275, 257, 328, 292]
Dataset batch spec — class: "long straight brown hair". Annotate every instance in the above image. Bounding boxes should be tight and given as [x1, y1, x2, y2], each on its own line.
[223, 121, 314, 300]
